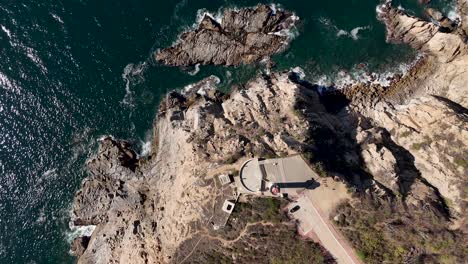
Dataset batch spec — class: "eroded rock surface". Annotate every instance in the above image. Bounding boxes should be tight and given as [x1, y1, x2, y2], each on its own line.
[348, 2, 468, 222]
[72, 73, 359, 263]
[155, 4, 298, 66]
[72, 2, 468, 263]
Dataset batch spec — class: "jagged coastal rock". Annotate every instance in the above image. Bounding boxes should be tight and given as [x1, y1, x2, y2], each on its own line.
[349, 1, 468, 221]
[72, 72, 352, 263]
[155, 4, 298, 66]
[72, 1, 467, 263]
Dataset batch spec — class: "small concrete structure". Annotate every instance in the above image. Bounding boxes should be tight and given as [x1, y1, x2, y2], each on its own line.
[218, 174, 232, 186]
[222, 200, 235, 213]
[237, 155, 316, 197]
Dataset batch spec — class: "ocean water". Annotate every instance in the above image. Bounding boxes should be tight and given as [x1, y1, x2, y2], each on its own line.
[0, 0, 455, 263]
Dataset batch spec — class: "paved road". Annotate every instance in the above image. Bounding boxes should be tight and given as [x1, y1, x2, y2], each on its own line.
[288, 193, 362, 264]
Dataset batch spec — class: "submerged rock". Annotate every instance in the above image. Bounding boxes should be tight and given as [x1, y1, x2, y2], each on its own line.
[155, 4, 298, 66]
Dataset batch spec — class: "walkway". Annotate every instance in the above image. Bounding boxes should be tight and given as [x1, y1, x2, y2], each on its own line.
[288, 193, 362, 264]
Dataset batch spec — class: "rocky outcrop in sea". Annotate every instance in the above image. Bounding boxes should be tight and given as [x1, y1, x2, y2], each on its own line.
[155, 4, 298, 66]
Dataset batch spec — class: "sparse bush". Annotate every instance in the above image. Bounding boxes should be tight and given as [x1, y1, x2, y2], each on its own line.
[302, 151, 314, 161]
[399, 130, 412, 138]
[454, 157, 468, 169]
[411, 142, 424, 151]
[312, 161, 327, 177]
[225, 153, 242, 164]
[334, 197, 467, 264]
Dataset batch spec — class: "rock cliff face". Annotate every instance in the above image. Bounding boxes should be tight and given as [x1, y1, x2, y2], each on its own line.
[348, 2, 468, 222]
[71, 1, 467, 263]
[458, 0, 468, 36]
[155, 4, 298, 66]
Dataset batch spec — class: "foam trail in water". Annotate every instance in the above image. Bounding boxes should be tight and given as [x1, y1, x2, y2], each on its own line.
[335, 25, 370, 40]
[0, 24, 12, 38]
[319, 16, 369, 40]
[187, 63, 200, 76]
[121, 62, 148, 107]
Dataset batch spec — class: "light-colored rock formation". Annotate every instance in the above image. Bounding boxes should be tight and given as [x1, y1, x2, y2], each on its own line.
[350, 2, 468, 222]
[377, 1, 468, 107]
[458, 0, 468, 36]
[371, 97, 467, 215]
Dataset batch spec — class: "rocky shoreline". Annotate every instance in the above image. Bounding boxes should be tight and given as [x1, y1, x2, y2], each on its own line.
[72, 2, 467, 263]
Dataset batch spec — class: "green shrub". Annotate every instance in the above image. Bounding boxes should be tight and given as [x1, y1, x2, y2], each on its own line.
[454, 157, 468, 169]
[399, 130, 412, 138]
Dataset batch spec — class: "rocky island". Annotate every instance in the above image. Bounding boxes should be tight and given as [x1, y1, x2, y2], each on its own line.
[71, 2, 467, 264]
[155, 4, 298, 66]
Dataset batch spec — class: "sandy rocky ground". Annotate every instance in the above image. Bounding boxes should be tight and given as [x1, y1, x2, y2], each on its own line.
[71, 2, 467, 263]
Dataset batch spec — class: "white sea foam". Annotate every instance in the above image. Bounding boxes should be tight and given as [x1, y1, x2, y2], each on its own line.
[335, 25, 370, 40]
[291, 66, 306, 79]
[121, 62, 148, 107]
[183, 75, 220, 96]
[66, 222, 96, 243]
[1, 24, 11, 38]
[350, 26, 369, 40]
[140, 140, 152, 157]
[195, 8, 223, 27]
[320, 17, 369, 40]
[309, 56, 420, 90]
[375, 4, 386, 16]
[336, 29, 348, 37]
[270, 4, 278, 15]
[445, 3, 461, 21]
[139, 130, 153, 157]
[50, 13, 64, 24]
[318, 17, 332, 27]
[188, 63, 200, 76]
[97, 134, 115, 142]
[41, 169, 57, 182]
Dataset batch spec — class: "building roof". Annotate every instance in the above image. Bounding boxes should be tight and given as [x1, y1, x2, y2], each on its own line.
[238, 155, 316, 196]
[239, 159, 263, 192]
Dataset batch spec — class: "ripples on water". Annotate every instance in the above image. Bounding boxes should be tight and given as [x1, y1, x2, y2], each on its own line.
[0, 0, 455, 262]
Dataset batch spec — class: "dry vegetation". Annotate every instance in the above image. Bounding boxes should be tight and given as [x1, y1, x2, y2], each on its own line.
[333, 196, 467, 264]
[175, 197, 335, 264]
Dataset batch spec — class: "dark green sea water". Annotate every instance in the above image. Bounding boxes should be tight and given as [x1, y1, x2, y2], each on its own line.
[0, 0, 456, 263]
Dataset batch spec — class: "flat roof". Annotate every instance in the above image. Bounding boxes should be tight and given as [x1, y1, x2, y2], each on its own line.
[239, 159, 263, 192]
[238, 156, 315, 196]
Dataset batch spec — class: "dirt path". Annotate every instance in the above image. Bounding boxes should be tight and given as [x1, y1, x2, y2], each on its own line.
[202, 221, 275, 246]
[179, 221, 275, 263]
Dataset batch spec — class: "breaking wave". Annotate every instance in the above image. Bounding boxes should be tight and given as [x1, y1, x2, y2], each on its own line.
[66, 223, 96, 244]
[309, 54, 422, 89]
